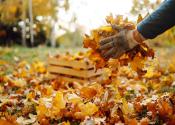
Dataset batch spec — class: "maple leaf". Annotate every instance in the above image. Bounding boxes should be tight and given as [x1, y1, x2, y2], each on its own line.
[83, 14, 154, 76]
[80, 83, 103, 99]
[157, 99, 173, 118]
[80, 86, 97, 99]
[52, 91, 66, 110]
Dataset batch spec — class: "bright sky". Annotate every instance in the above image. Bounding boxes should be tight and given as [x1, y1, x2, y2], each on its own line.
[69, 0, 133, 31]
[57, 0, 133, 35]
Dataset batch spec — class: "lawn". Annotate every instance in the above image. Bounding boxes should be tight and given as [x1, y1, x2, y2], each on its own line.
[0, 46, 86, 63]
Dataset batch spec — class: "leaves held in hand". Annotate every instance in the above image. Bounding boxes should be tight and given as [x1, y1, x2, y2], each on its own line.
[83, 14, 154, 75]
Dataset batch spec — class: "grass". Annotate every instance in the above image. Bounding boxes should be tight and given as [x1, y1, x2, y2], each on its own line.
[0, 45, 175, 76]
[0, 45, 175, 66]
[0, 45, 85, 63]
[0, 45, 86, 75]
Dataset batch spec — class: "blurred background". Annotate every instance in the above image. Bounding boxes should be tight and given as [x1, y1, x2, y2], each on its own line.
[0, 0, 174, 48]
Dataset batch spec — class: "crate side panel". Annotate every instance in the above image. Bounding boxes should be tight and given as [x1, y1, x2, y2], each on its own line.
[48, 65, 91, 78]
[48, 73, 89, 83]
[48, 58, 93, 69]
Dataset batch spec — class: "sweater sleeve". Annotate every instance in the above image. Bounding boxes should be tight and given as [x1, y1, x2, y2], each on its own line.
[137, 0, 175, 39]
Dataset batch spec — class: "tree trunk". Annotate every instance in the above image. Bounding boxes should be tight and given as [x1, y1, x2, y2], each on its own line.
[50, 23, 56, 47]
[28, 0, 34, 47]
[22, 0, 26, 46]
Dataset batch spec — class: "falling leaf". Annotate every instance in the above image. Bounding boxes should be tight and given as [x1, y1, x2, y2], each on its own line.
[137, 14, 143, 24]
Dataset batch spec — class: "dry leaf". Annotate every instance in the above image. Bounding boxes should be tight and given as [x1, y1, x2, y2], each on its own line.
[83, 14, 154, 76]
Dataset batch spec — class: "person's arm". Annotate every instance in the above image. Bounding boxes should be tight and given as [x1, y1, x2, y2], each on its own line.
[99, 0, 175, 59]
[137, 0, 175, 39]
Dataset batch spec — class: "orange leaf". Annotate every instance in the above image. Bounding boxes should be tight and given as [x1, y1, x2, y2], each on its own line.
[80, 86, 97, 99]
[0, 119, 18, 125]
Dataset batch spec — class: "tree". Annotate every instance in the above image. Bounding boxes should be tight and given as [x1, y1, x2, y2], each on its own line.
[131, 0, 162, 15]
[0, 0, 22, 24]
[0, 0, 70, 47]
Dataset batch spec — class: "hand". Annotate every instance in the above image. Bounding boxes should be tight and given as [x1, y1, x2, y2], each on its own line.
[99, 25, 144, 59]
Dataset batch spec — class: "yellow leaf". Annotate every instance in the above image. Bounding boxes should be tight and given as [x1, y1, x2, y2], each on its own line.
[52, 91, 66, 110]
[99, 26, 113, 32]
[43, 86, 53, 96]
[18, 61, 28, 68]
[0, 60, 7, 65]
[79, 102, 98, 116]
[36, 102, 48, 117]
[168, 63, 175, 73]
[121, 98, 132, 115]
[144, 67, 154, 78]
[32, 61, 46, 73]
[61, 121, 71, 125]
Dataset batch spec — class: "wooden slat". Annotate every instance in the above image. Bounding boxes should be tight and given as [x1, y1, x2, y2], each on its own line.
[48, 65, 103, 78]
[48, 74, 89, 83]
[48, 57, 93, 69]
[48, 73, 103, 83]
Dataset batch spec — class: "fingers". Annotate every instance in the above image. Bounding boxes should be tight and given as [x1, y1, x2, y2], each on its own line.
[99, 42, 113, 50]
[102, 48, 116, 59]
[100, 36, 114, 45]
[101, 47, 126, 59]
[111, 48, 125, 59]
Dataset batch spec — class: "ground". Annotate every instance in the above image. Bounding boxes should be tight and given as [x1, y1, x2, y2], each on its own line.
[0, 46, 84, 75]
[0, 46, 175, 125]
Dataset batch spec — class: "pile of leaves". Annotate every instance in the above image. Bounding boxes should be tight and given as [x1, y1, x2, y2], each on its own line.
[0, 51, 175, 124]
[83, 15, 154, 76]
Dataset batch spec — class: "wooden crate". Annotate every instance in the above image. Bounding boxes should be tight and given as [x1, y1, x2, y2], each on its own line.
[47, 57, 104, 83]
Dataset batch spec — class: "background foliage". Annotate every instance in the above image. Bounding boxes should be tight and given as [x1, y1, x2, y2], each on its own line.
[0, 0, 175, 47]
[0, 0, 73, 47]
